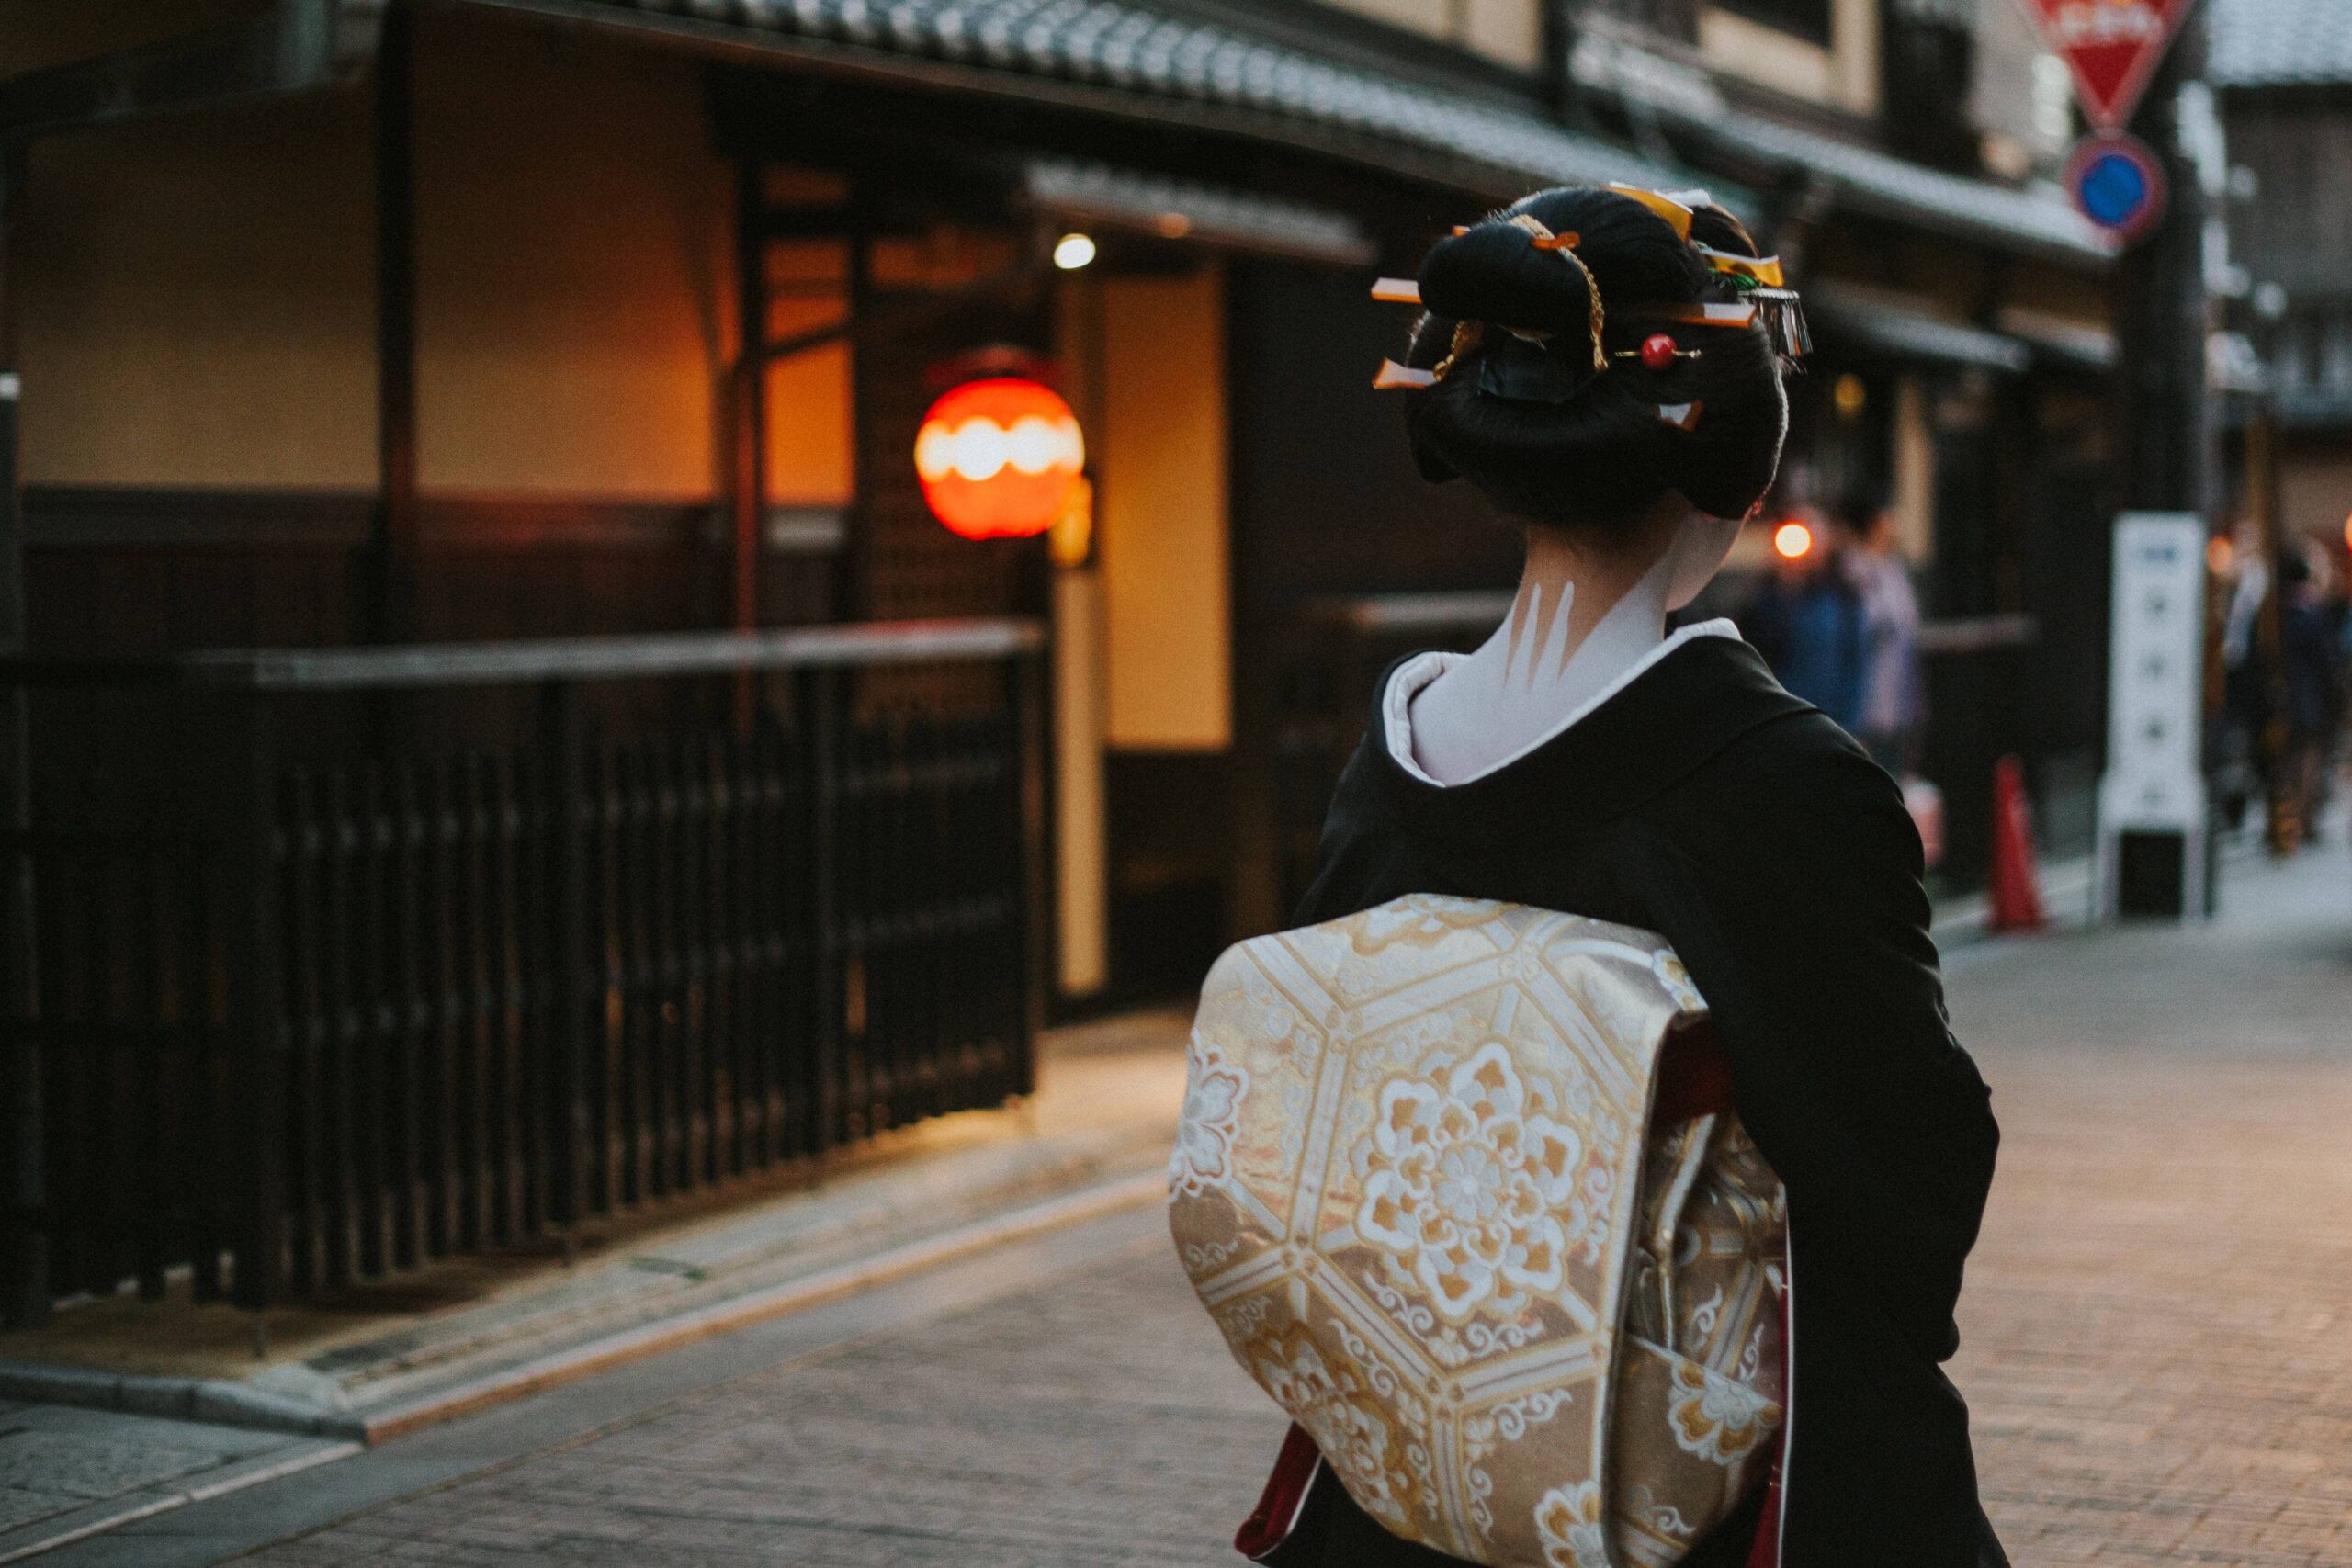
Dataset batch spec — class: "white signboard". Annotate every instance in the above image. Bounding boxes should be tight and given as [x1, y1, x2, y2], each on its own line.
[2095, 513, 2209, 917]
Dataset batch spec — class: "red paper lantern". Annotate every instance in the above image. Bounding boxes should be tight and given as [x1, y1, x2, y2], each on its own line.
[913, 378, 1085, 540]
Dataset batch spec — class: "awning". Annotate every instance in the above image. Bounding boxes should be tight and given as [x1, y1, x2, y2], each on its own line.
[1807, 285, 2031, 373]
[1993, 306, 2117, 374]
[481, 0, 1724, 206]
[1022, 158, 1374, 265]
[2211, 0, 2352, 89]
[1567, 28, 2115, 266]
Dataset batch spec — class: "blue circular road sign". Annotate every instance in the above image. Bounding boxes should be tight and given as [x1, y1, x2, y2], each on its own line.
[2065, 133, 2168, 244]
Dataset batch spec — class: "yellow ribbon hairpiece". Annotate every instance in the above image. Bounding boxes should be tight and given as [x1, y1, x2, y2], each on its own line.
[1694, 246, 1785, 288]
[1649, 300, 1758, 328]
[1606, 182, 1695, 240]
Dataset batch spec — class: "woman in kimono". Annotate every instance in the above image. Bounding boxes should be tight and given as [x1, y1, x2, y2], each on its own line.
[1247, 186, 2006, 1567]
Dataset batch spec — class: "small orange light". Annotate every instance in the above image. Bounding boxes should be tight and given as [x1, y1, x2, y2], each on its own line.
[1773, 521, 1814, 560]
[2343, 511, 2352, 554]
[2206, 535, 2233, 576]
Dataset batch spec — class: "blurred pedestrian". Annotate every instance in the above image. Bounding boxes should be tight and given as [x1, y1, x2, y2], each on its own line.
[2278, 545, 2344, 840]
[1841, 494, 1927, 774]
[1743, 508, 1868, 732]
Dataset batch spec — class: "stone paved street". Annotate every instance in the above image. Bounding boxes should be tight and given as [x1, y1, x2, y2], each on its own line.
[87, 842, 2352, 1566]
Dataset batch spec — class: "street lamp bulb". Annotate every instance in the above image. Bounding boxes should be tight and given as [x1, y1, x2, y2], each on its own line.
[1773, 521, 1814, 560]
[1053, 232, 1097, 270]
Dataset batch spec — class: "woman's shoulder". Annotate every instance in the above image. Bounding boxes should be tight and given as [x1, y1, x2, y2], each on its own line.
[1676, 697, 1920, 866]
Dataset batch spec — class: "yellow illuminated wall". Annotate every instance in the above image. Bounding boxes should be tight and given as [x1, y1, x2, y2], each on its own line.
[414, 12, 726, 500]
[1314, 0, 1543, 70]
[12, 6, 854, 508]
[1097, 268, 1232, 750]
[13, 92, 378, 489]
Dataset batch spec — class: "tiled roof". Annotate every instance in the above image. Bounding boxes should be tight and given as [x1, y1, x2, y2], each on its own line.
[2211, 0, 2352, 88]
[592, 0, 1706, 197]
[1566, 29, 2113, 264]
[1694, 113, 2112, 263]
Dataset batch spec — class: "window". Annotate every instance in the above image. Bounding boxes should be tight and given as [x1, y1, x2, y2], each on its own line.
[1710, 0, 1829, 48]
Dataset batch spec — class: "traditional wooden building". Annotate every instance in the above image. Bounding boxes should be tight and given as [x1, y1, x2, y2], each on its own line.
[1, 0, 2123, 1321]
[2213, 0, 2352, 558]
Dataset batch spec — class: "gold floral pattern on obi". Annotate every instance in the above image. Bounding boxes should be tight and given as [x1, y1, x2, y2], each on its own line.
[1252, 1325, 1421, 1531]
[1532, 1480, 1611, 1568]
[1170, 898, 1786, 1567]
[1350, 892, 1502, 954]
[1356, 1042, 1593, 1323]
[1668, 1357, 1782, 1464]
[1169, 1040, 1249, 1199]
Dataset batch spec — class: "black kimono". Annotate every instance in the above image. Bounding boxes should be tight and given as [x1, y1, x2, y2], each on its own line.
[1265, 633, 2007, 1568]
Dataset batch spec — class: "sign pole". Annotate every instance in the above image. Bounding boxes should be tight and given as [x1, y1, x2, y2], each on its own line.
[2100, 9, 2216, 918]
[2114, 10, 2211, 522]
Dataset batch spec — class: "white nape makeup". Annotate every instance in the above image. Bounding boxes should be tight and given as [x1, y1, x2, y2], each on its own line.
[1400, 502, 1746, 786]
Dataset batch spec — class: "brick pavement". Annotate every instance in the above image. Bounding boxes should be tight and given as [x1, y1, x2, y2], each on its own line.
[1948, 843, 2352, 1567]
[232, 846, 2352, 1567]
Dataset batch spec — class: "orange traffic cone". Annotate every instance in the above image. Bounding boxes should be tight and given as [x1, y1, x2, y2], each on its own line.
[1987, 754, 2045, 933]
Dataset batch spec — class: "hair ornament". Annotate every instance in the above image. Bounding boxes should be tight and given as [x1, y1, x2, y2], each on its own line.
[1430, 321, 1483, 379]
[1695, 246, 1784, 288]
[1615, 332, 1700, 370]
[1603, 182, 1695, 240]
[1751, 287, 1813, 359]
[1373, 359, 1436, 390]
[1649, 300, 1758, 329]
[1657, 400, 1704, 432]
[1370, 276, 1422, 304]
[1503, 214, 1606, 371]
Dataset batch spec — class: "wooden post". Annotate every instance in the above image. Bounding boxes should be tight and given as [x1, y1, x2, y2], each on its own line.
[224, 694, 286, 1313]
[0, 148, 47, 1328]
[732, 162, 766, 637]
[541, 679, 594, 1242]
[373, 0, 419, 645]
[1010, 648, 1047, 1096]
[799, 667, 842, 1153]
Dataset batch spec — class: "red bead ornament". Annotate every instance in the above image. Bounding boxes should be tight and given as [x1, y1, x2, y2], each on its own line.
[1638, 333, 1680, 371]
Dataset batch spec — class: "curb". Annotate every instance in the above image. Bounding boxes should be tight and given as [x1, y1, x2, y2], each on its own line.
[0, 1168, 1166, 1450]
[0, 1362, 368, 1441]
[356, 1168, 1166, 1443]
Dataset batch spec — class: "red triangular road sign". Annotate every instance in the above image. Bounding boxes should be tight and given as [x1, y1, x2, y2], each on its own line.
[2020, 0, 2199, 132]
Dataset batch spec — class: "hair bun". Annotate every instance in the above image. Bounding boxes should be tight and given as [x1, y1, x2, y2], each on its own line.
[1398, 185, 1789, 528]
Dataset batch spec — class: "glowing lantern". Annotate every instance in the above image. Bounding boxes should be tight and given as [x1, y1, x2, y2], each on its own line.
[1773, 520, 1815, 560]
[913, 378, 1085, 540]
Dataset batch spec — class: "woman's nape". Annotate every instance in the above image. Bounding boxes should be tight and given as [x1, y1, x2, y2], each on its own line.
[1405, 500, 1742, 785]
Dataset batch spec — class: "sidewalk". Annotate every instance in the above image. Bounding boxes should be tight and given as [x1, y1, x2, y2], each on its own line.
[0, 1011, 1188, 1561]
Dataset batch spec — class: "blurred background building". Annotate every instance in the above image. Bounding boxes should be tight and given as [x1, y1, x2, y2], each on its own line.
[0, 0, 2337, 1323]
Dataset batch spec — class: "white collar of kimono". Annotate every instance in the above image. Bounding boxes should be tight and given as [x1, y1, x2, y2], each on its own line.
[1382, 618, 1740, 789]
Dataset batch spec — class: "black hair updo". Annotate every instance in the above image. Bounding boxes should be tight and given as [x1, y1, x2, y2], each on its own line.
[1401, 186, 1789, 530]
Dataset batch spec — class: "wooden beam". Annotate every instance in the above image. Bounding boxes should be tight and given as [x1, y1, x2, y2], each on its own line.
[0, 148, 47, 1328]
[373, 0, 418, 643]
[731, 162, 766, 635]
